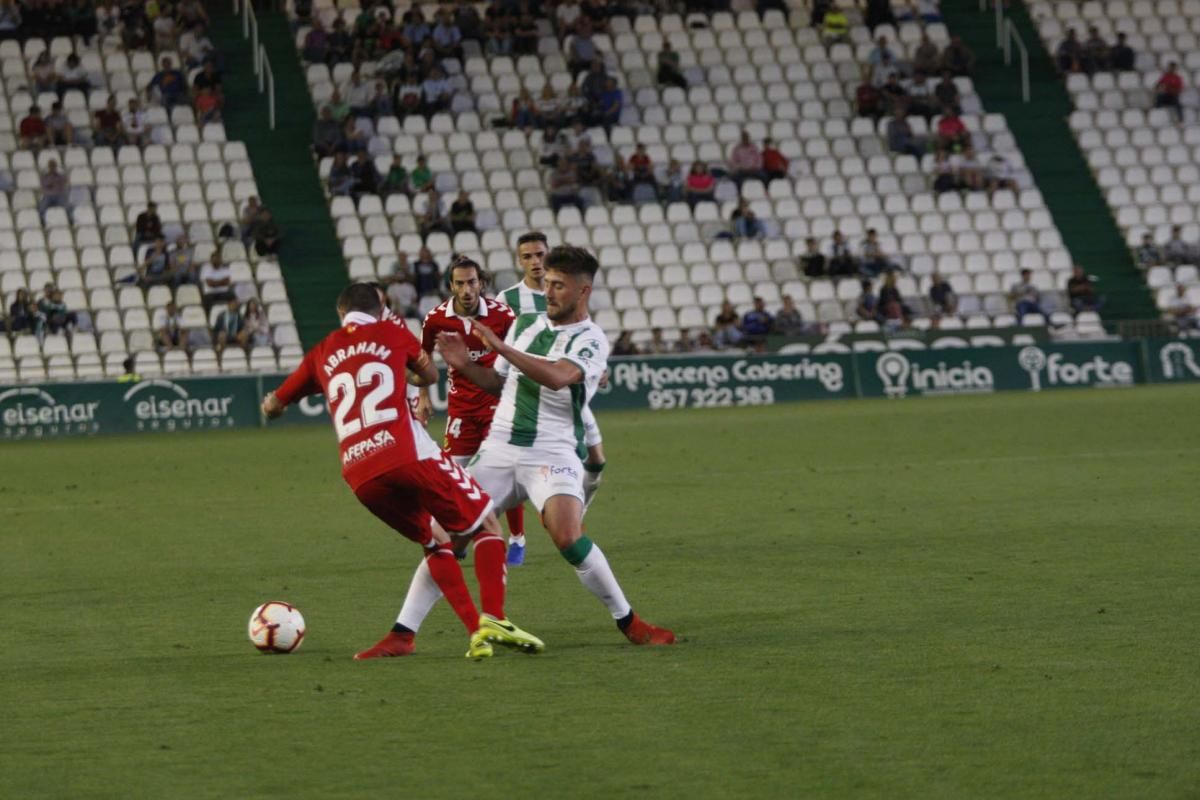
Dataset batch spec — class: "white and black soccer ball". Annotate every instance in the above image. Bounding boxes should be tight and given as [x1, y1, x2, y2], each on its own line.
[248, 601, 306, 654]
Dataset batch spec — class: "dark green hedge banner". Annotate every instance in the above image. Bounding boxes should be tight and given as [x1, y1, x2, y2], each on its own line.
[2, 339, 1198, 440]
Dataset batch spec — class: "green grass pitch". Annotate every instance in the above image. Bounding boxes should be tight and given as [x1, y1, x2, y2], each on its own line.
[2, 385, 1199, 798]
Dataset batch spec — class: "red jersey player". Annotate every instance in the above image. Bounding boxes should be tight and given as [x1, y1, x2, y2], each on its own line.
[414, 257, 529, 555]
[261, 283, 544, 659]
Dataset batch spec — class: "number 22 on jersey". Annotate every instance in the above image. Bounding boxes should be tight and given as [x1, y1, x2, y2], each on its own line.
[328, 362, 399, 442]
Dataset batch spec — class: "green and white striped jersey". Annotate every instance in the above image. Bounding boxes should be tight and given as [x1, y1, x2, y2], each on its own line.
[499, 281, 548, 315]
[490, 313, 609, 456]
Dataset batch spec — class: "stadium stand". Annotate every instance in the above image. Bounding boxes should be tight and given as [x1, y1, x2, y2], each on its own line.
[1030, 0, 1200, 330]
[0, 6, 302, 385]
[289, 0, 1096, 352]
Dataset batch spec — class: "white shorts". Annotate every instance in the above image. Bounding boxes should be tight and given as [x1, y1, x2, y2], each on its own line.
[468, 440, 585, 513]
[582, 405, 602, 449]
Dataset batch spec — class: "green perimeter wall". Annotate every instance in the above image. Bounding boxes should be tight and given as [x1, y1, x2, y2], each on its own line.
[3, 339, 1200, 440]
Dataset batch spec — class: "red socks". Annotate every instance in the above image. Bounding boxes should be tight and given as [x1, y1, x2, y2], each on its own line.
[505, 506, 524, 537]
[472, 534, 508, 619]
[424, 543, 479, 633]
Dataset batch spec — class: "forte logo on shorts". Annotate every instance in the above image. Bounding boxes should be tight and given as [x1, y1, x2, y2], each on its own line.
[122, 379, 236, 431]
[875, 352, 994, 399]
[343, 429, 397, 465]
[0, 386, 100, 439]
[1016, 346, 1135, 391]
[538, 464, 580, 481]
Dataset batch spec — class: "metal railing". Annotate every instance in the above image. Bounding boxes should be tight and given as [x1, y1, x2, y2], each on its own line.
[234, 0, 276, 129]
[1003, 19, 1031, 104]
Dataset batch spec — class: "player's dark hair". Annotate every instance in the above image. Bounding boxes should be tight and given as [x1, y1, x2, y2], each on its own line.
[448, 254, 488, 286]
[544, 245, 599, 281]
[516, 231, 548, 248]
[337, 282, 383, 316]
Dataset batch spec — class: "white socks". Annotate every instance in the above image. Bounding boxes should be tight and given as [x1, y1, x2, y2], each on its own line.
[574, 544, 632, 620]
[395, 557, 443, 633]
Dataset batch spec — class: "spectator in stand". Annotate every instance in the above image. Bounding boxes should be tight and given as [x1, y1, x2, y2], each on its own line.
[855, 280, 878, 320]
[568, 18, 598, 75]
[629, 143, 656, 189]
[662, 158, 684, 204]
[137, 236, 172, 287]
[985, 154, 1018, 194]
[734, 298, 772, 352]
[243, 298, 270, 347]
[646, 327, 670, 355]
[548, 158, 584, 212]
[386, 276, 418, 318]
[888, 111, 925, 157]
[570, 137, 601, 189]
[512, 88, 536, 129]
[409, 155, 433, 193]
[1083, 26, 1109, 73]
[44, 102, 73, 146]
[155, 301, 187, 351]
[168, 234, 196, 285]
[239, 196, 262, 244]
[800, 236, 827, 277]
[312, 106, 342, 157]
[123, 98, 148, 147]
[605, 155, 631, 202]
[325, 88, 350, 123]
[942, 35, 975, 77]
[19, 105, 48, 151]
[1009, 268, 1045, 319]
[868, 35, 895, 68]
[194, 86, 221, 125]
[1168, 284, 1198, 329]
[341, 116, 369, 153]
[431, 9, 463, 59]
[191, 61, 223, 107]
[302, 18, 329, 63]
[907, 71, 937, 118]
[134, 203, 163, 251]
[38, 159, 70, 221]
[416, 187, 452, 237]
[120, 2, 151, 50]
[327, 152, 354, 196]
[421, 67, 451, 118]
[412, 247, 441, 298]
[612, 330, 638, 356]
[936, 106, 970, 153]
[1155, 62, 1184, 122]
[180, 22, 218, 70]
[1111, 32, 1135, 72]
[535, 85, 562, 130]
[367, 79, 392, 119]
[880, 73, 909, 115]
[1163, 224, 1193, 264]
[31, 51, 57, 94]
[1135, 232, 1163, 268]
[713, 300, 743, 349]
[762, 138, 789, 181]
[0, 0, 21, 40]
[830, 230, 857, 276]
[1056, 27, 1084, 73]
[596, 77, 623, 131]
[872, 52, 903, 89]
[146, 57, 188, 112]
[380, 155, 409, 196]
[684, 161, 715, 207]
[1067, 265, 1101, 313]
[913, 32, 941, 76]
[673, 330, 694, 354]
[153, 7, 178, 52]
[200, 252, 235, 313]
[877, 272, 913, 330]
[935, 70, 960, 110]
[932, 151, 959, 193]
[581, 58, 609, 107]
[93, 94, 123, 148]
[8, 288, 39, 334]
[38, 286, 76, 335]
[929, 272, 957, 315]
[855, 77, 885, 119]
[693, 331, 718, 353]
[449, 190, 476, 234]
[733, 206, 764, 240]
[774, 295, 806, 336]
[821, 3, 850, 46]
[251, 209, 282, 258]
[327, 17, 353, 63]
[214, 297, 249, 354]
[865, 0, 896, 30]
[513, 14, 539, 56]
[729, 131, 763, 185]
[57, 52, 90, 97]
[860, 228, 896, 276]
[343, 69, 373, 117]
[483, 16, 513, 56]
[657, 40, 687, 89]
[953, 146, 984, 191]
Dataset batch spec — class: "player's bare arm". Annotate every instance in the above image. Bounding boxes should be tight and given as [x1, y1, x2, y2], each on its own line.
[435, 332, 505, 394]
[407, 350, 438, 387]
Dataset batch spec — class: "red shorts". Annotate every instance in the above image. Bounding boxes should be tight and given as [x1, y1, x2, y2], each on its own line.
[443, 414, 493, 457]
[353, 454, 493, 545]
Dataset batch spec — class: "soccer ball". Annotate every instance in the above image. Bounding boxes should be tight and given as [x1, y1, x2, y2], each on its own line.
[248, 601, 306, 654]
